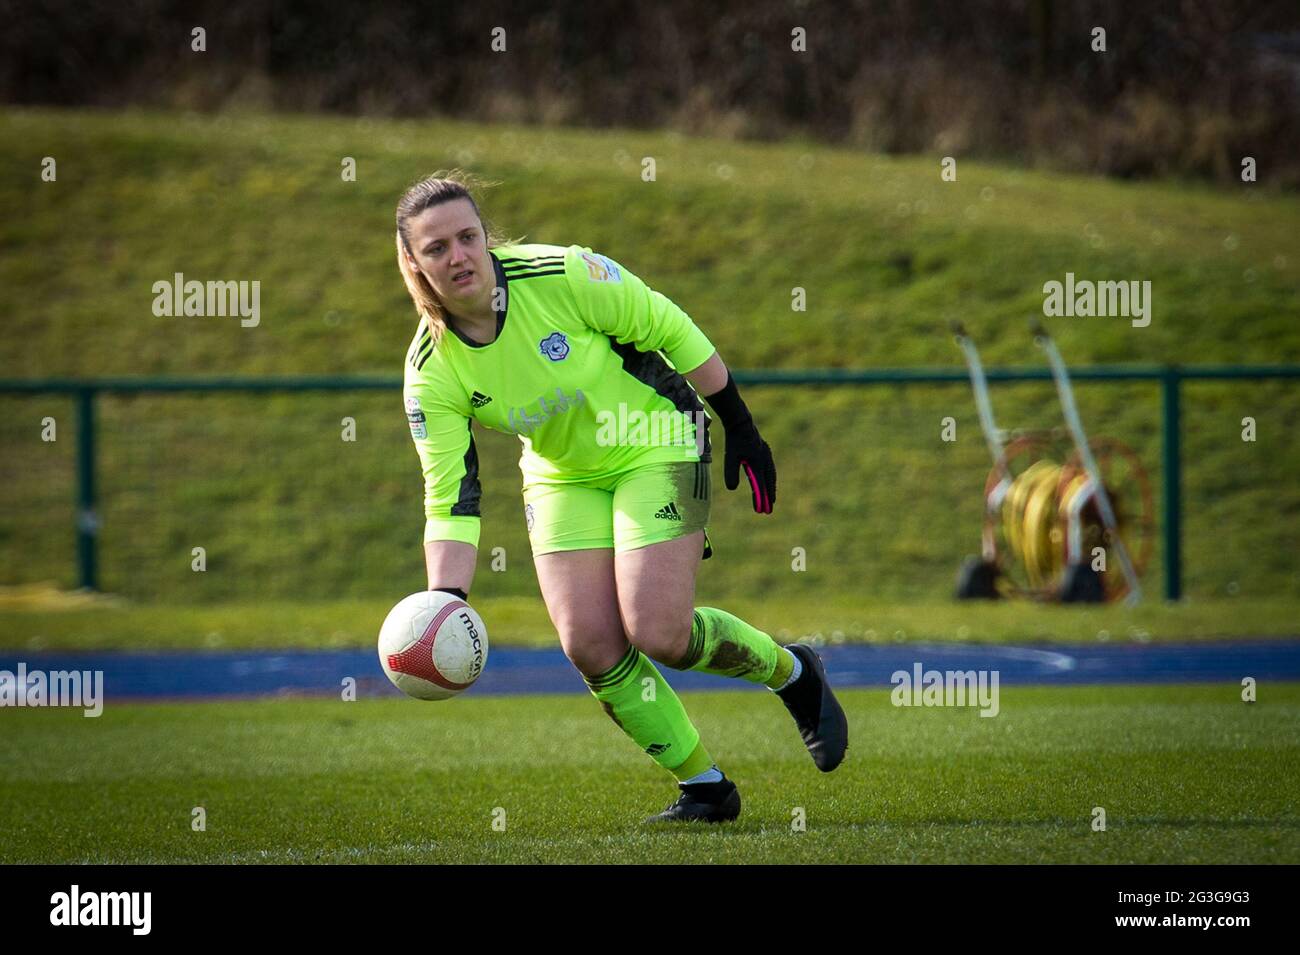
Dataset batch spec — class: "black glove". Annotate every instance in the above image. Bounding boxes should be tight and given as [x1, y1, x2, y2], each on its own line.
[724, 419, 777, 514]
[704, 372, 777, 514]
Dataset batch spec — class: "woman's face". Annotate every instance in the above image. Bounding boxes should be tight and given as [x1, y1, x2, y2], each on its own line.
[404, 198, 493, 316]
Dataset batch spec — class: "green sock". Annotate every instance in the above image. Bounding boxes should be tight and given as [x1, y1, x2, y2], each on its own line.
[584, 645, 715, 781]
[675, 607, 795, 689]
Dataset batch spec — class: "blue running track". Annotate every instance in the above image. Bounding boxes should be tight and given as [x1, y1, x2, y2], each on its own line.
[1, 641, 1297, 700]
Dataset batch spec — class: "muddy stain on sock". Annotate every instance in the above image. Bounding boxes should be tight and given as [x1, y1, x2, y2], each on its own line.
[706, 638, 762, 677]
[598, 700, 626, 730]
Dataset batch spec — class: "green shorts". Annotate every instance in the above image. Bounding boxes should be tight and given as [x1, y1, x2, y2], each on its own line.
[522, 460, 712, 556]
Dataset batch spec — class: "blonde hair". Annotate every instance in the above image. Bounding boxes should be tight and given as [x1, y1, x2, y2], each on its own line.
[395, 170, 512, 342]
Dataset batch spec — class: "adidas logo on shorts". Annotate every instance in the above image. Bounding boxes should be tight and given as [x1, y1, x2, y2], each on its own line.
[654, 502, 683, 521]
[471, 391, 493, 408]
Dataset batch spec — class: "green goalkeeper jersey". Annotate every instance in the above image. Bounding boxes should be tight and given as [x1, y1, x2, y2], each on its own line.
[403, 243, 719, 547]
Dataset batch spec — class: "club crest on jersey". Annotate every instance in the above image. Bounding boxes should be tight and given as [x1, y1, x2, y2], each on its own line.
[581, 252, 622, 283]
[405, 396, 427, 439]
[539, 331, 570, 361]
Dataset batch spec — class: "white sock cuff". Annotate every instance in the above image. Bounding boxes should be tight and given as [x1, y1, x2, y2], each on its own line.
[681, 764, 725, 785]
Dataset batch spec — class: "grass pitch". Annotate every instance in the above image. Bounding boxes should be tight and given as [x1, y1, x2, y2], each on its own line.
[2, 683, 1296, 864]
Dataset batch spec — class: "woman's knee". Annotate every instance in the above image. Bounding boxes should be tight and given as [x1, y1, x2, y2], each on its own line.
[556, 622, 630, 678]
[624, 612, 693, 669]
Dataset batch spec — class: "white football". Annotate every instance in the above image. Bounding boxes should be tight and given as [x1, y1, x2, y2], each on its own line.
[377, 591, 488, 700]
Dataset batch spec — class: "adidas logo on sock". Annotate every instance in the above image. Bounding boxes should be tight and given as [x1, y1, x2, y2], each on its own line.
[654, 502, 682, 521]
[471, 391, 493, 408]
[645, 742, 671, 756]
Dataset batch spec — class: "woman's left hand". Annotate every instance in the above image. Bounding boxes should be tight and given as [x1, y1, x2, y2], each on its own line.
[724, 420, 776, 514]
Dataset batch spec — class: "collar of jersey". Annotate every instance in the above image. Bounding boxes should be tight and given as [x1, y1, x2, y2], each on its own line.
[445, 251, 509, 349]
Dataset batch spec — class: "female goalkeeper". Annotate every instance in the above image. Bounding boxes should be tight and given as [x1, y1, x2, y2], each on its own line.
[396, 172, 847, 824]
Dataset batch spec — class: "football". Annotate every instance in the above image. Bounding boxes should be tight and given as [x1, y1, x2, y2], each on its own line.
[377, 591, 489, 700]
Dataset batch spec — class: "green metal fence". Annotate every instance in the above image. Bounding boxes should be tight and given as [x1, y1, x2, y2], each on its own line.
[2, 366, 1297, 603]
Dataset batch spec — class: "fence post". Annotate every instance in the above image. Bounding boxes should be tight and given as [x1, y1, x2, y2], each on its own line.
[1160, 368, 1182, 601]
[75, 387, 99, 590]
